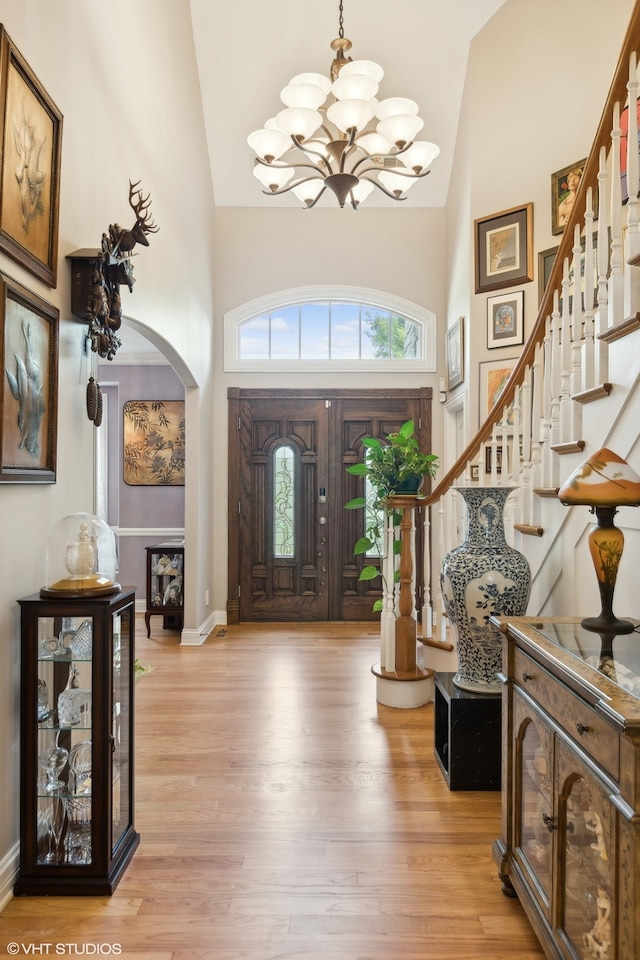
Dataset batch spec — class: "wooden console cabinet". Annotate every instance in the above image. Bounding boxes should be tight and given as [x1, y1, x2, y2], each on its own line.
[492, 616, 640, 960]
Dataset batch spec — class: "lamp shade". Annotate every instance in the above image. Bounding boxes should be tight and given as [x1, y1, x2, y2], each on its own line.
[558, 448, 640, 507]
[338, 59, 384, 83]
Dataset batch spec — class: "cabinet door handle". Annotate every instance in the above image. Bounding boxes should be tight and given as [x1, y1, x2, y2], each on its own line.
[522, 672, 532, 683]
[576, 721, 590, 735]
[542, 813, 556, 832]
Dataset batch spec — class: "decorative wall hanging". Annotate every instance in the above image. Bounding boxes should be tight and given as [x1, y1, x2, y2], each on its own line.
[551, 158, 598, 234]
[479, 357, 517, 425]
[445, 316, 464, 389]
[486, 290, 524, 350]
[123, 401, 185, 486]
[474, 203, 533, 293]
[68, 180, 159, 361]
[0, 26, 63, 287]
[0, 272, 58, 483]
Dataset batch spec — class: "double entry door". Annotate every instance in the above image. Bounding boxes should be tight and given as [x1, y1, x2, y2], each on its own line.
[227, 387, 433, 622]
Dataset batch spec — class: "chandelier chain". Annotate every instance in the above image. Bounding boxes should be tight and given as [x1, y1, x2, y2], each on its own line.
[338, 0, 345, 40]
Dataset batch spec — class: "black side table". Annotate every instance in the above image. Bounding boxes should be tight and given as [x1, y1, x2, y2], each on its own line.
[434, 671, 501, 790]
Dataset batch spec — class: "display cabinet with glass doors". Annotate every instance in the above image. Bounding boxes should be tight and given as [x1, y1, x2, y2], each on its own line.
[15, 588, 139, 895]
[493, 616, 640, 960]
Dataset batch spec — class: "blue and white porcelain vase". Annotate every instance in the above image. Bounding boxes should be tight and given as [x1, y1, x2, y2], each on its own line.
[440, 486, 531, 694]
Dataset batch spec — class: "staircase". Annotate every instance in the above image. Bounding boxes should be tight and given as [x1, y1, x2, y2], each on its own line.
[422, 2, 640, 656]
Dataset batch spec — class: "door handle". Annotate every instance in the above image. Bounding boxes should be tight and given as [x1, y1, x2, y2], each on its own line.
[319, 516, 327, 525]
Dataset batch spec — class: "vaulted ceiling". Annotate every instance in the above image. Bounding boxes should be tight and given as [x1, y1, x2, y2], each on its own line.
[188, 0, 506, 209]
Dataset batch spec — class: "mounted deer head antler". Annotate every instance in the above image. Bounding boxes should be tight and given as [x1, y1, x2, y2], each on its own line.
[128, 178, 159, 246]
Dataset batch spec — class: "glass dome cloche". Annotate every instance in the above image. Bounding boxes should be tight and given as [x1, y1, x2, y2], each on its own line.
[40, 512, 121, 598]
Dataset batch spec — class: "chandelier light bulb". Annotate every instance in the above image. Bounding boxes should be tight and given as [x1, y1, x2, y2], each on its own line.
[247, 1, 438, 208]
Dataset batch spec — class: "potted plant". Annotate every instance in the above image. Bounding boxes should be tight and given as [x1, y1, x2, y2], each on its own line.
[344, 420, 439, 607]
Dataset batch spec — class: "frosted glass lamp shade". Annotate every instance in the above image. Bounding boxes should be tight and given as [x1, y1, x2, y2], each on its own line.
[379, 171, 417, 196]
[292, 179, 325, 205]
[247, 127, 292, 161]
[376, 97, 420, 119]
[356, 133, 392, 156]
[400, 140, 440, 172]
[287, 72, 333, 96]
[274, 107, 322, 140]
[253, 164, 295, 191]
[326, 98, 375, 133]
[281, 82, 328, 110]
[377, 114, 424, 147]
[331, 73, 379, 103]
[339, 59, 384, 83]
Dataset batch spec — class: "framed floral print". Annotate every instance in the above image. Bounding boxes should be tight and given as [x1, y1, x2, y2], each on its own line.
[0, 27, 63, 287]
[0, 272, 58, 482]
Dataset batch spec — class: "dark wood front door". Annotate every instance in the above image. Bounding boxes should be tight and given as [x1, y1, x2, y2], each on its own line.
[227, 388, 432, 622]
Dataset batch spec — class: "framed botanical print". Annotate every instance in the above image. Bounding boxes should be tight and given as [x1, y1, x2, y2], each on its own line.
[446, 316, 464, 389]
[487, 290, 524, 349]
[475, 203, 533, 293]
[0, 27, 63, 287]
[0, 272, 58, 482]
[123, 401, 185, 486]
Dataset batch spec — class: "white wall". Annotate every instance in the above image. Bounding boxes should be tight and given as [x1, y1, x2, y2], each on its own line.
[0, 0, 215, 902]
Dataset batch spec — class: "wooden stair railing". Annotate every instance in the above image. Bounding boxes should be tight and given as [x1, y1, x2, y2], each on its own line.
[417, 0, 640, 644]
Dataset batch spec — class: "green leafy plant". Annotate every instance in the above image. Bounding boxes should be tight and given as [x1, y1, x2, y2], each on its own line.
[344, 420, 439, 610]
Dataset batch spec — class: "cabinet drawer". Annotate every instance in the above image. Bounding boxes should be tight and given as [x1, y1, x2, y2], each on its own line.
[514, 647, 619, 779]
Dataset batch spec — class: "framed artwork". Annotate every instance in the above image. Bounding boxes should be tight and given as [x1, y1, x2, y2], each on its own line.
[474, 203, 533, 293]
[479, 357, 517, 423]
[445, 316, 464, 389]
[123, 401, 185, 486]
[0, 27, 63, 287]
[538, 245, 558, 304]
[0, 272, 58, 483]
[487, 290, 524, 350]
[551, 159, 598, 235]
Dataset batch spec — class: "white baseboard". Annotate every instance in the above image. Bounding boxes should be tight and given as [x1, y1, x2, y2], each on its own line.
[180, 609, 225, 646]
[0, 841, 18, 914]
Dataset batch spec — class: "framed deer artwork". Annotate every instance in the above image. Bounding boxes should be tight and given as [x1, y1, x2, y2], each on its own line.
[0, 27, 63, 287]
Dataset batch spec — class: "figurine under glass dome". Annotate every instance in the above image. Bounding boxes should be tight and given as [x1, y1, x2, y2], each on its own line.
[40, 513, 121, 597]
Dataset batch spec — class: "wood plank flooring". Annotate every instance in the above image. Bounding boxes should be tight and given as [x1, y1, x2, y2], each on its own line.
[0, 619, 545, 959]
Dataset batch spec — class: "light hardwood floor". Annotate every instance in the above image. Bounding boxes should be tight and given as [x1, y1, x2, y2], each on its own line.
[1, 619, 545, 959]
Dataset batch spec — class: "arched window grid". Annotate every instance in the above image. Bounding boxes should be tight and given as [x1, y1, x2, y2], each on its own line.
[224, 286, 436, 373]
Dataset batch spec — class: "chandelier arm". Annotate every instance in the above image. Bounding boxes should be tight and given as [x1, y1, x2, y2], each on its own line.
[358, 176, 407, 201]
[292, 135, 335, 173]
[261, 175, 326, 198]
[351, 158, 432, 179]
[256, 156, 327, 177]
[339, 129, 358, 172]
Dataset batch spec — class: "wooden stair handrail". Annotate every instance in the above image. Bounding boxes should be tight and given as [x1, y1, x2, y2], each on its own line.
[423, 1, 640, 508]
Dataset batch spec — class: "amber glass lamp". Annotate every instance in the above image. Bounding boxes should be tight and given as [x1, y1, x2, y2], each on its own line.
[558, 448, 640, 633]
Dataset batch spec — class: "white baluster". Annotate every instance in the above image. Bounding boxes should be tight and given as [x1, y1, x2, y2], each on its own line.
[582, 188, 596, 391]
[609, 101, 624, 325]
[421, 504, 432, 639]
[625, 53, 640, 317]
[595, 146, 610, 383]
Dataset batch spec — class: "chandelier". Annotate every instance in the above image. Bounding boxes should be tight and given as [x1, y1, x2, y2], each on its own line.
[247, 0, 439, 210]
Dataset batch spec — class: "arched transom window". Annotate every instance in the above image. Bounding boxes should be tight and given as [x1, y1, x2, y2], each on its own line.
[224, 286, 436, 372]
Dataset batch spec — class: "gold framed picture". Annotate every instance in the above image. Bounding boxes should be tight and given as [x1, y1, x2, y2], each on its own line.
[0, 27, 63, 287]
